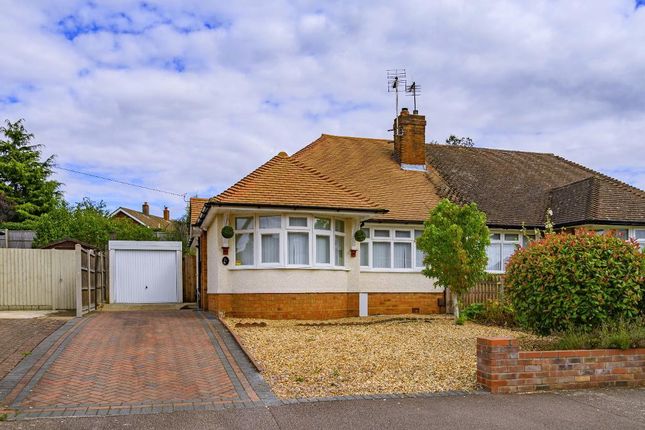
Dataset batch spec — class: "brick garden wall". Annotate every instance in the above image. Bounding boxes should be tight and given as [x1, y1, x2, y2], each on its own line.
[477, 337, 645, 394]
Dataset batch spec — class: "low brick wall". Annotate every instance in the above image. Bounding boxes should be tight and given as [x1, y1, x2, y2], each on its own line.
[477, 337, 645, 394]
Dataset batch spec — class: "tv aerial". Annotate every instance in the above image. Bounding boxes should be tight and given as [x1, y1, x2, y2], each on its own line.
[387, 69, 407, 135]
[406, 81, 421, 114]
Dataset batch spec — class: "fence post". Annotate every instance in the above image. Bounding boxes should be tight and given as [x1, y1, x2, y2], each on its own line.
[75, 244, 83, 317]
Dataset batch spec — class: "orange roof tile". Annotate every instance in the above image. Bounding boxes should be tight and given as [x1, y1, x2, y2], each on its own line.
[190, 198, 208, 225]
[210, 152, 385, 212]
[293, 135, 442, 222]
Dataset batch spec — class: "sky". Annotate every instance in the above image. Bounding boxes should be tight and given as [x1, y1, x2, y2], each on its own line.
[1, 1, 645, 220]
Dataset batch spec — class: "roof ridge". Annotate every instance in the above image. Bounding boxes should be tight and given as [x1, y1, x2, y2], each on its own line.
[428, 142, 555, 156]
[552, 155, 645, 198]
[214, 154, 283, 201]
[287, 156, 379, 208]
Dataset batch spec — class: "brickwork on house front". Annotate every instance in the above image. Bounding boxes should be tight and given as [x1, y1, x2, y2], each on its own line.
[476, 337, 645, 394]
[367, 293, 443, 316]
[207, 292, 443, 320]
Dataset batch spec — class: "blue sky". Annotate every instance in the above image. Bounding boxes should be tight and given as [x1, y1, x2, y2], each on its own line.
[1, 1, 645, 219]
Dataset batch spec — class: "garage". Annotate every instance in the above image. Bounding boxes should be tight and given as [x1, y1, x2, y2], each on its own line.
[109, 241, 182, 304]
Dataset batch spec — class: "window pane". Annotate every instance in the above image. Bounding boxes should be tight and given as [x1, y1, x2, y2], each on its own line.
[315, 235, 331, 264]
[614, 229, 629, 239]
[235, 233, 254, 265]
[235, 217, 253, 230]
[335, 220, 345, 233]
[289, 217, 308, 227]
[335, 235, 344, 266]
[522, 234, 535, 246]
[504, 233, 519, 242]
[414, 230, 423, 239]
[635, 230, 645, 240]
[261, 233, 280, 263]
[486, 243, 501, 271]
[395, 230, 411, 238]
[373, 242, 391, 268]
[259, 216, 281, 229]
[288, 232, 309, 265]
[361, 228, 370, 238]
[490, 233, 501, 241]
[314, 218, 331, 230]
[502, 243, 517, 270]
[394, 243, 412, 268]
[416, 247, 425, 268]
[360, 242, 369, 266]
[374, 229, 390, 238]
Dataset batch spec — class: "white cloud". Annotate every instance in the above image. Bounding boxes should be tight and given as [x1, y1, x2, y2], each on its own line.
[1, 0, 644, 217]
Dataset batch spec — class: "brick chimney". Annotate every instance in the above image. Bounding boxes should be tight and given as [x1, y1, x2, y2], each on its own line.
[163, 206, 170, 221]
[393, 108, 427, 170]
[142, 202, 150, 216]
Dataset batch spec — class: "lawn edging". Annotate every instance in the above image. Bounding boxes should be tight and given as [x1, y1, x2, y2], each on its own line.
[476, 337, 645, 394]
[218, 317, 265, 373]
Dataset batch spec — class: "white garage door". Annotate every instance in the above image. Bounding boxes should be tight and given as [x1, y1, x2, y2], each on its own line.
[110, 241, 182, 304]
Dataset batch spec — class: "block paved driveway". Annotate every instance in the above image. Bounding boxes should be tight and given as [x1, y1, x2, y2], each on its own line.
[0, 310, 275, 419]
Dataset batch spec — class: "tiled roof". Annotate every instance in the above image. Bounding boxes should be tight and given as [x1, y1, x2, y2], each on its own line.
[425, 145, 645, 227]
[189, 198, 208, 225]
[293, 135, 442, 222]
[114, 207, 173, 230]
[210, 152, 384, 212]
[204, 133, 645, 228]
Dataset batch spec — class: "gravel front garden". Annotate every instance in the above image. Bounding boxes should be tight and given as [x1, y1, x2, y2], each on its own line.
[226, 315, 546, 399]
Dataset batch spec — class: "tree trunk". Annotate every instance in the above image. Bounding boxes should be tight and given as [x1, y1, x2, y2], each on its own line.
[453, 294, 460, 320]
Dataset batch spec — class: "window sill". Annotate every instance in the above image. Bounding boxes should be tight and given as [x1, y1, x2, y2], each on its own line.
[359, 268, 424, 273]
[229, 266, 351, 272]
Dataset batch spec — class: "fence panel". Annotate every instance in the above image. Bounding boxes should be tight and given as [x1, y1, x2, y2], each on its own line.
[182, 254, 197, 303]
[0, 248, 76, 310]
[0, 247, 105, 312]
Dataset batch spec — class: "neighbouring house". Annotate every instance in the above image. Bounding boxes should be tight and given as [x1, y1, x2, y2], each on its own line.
[190, 108, 645, 319]
[110, 202, 173, 237]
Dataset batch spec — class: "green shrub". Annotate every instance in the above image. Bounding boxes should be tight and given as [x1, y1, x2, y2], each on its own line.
[462, 300, 516, 327]
[506, 230, 644, 335]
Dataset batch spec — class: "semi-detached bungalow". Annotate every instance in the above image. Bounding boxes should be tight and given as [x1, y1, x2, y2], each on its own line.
[190, 108, 645, 319]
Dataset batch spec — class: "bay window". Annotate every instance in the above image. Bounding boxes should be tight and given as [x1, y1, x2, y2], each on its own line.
[231, 215, 348, 268]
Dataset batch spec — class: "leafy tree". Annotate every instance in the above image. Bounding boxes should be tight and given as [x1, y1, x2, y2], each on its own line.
[0, 192, 14, 223]
[445, 135, 474, 147]
[416, 199, 490, 319]
[32, 198, 157, 249]
[0, 120, 62, 222]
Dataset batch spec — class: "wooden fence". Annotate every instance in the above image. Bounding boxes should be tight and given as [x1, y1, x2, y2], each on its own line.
[0, 230, 35, 249]
[0, 245, 106, 315]
[182, 254, 197, 303]
[78, 246, 108, 316]
[446, 274, 505, 312]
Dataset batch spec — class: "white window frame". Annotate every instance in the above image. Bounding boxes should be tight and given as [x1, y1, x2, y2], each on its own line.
[234, 216, 255, 267]
[258, 215, 282, 266]
[313, 217, 333, 267]
[230, 214, 350, 269]
[486, 231, 522, 274]
[334, 220, 346, 267]
[359, 225, 424, 272]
